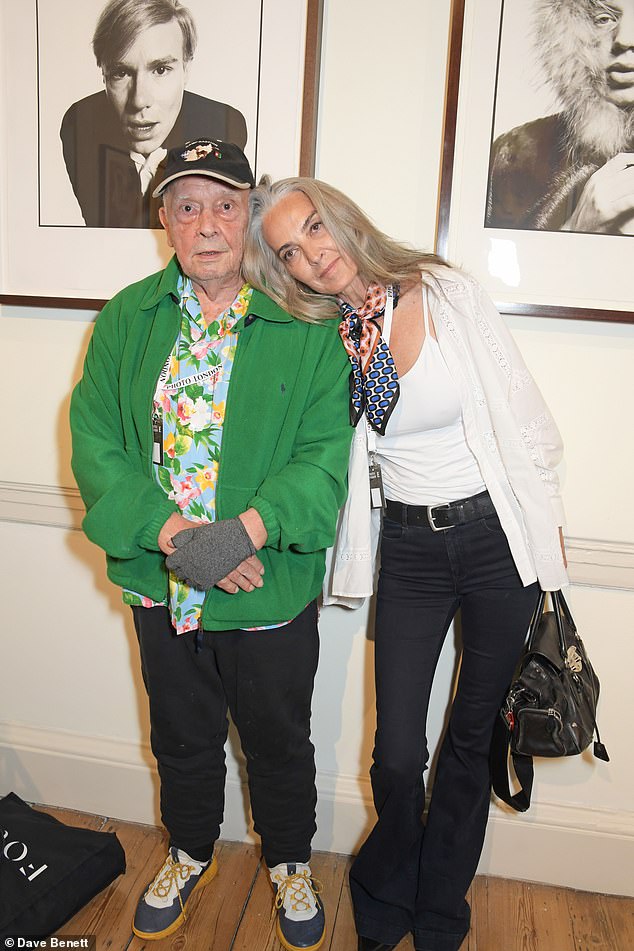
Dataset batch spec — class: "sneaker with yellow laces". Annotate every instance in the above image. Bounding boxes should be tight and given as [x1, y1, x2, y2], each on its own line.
[269, 861, 325, 951]
[132, 846, 218, 940]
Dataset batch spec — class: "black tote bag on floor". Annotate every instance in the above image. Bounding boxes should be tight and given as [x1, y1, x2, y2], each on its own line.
[0, 792, 126, 938]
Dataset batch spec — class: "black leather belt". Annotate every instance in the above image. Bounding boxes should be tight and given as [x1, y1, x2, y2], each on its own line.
[384, 490, 496, 532]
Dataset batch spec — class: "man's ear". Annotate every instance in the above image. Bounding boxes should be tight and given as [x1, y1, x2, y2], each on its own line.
[159, 204, 174, 248]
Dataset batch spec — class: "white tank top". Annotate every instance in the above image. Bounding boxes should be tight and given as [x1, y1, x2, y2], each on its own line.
[375, 286, 486, 506]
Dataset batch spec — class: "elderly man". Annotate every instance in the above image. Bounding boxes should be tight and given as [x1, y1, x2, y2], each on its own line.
[486, 0, 634, 234]
[70, 139, 352, 949]
[60, 0, 247, 227]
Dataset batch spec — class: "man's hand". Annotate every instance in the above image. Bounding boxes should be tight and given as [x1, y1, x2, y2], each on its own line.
[158, 512, 196, 555]
[165, 517, 257, 590]
[216, 554, 265, 594]
[206, 510, 268, 594]
[564, 153, 634, 234]
[238, 508, 267, 549]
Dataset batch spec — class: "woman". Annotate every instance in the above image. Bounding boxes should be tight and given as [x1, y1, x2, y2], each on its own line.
[243, 178, 568, 951]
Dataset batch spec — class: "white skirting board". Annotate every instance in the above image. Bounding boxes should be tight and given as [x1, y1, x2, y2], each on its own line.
[1, 722, 632, 897]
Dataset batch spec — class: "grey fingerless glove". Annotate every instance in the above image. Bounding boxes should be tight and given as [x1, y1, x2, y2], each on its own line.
[165, 517, 257, 590]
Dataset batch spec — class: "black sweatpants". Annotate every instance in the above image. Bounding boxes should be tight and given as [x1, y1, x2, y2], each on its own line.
[132, 601, 319, 867]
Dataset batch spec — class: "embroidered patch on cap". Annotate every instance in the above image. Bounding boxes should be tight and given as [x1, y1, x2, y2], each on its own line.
[181, 139, 223, 162]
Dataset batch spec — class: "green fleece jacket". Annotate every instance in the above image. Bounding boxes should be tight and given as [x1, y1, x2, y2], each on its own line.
[70, 257, 352, 630]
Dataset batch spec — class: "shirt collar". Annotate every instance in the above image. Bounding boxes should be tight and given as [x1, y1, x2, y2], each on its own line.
[129, 147, 167, 195]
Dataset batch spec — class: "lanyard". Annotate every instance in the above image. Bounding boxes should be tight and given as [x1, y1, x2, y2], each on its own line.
[161, 364, 222, 394]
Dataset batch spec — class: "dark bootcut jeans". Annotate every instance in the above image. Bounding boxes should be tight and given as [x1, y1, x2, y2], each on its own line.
[350, 509, 539, 951]
[132, 601, 320, 867]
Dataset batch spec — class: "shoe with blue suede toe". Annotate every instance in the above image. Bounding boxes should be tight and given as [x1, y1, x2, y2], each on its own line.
[269, 862, 326, 951]
[132, 846, 217, 940]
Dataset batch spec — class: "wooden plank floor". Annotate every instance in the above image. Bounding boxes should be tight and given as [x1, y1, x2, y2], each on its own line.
[37, 806, 634, 951]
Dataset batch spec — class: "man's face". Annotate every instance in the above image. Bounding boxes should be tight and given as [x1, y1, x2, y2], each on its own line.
[159, 177, 250, 297]
[590, 0, 634, 107]
[103, 19, 188, 155]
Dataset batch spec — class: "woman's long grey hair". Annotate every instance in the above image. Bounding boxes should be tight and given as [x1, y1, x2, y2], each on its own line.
[243, 176, 444, 323]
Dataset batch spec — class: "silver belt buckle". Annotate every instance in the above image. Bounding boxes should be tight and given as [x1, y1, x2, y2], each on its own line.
[427, 504, 452, 532]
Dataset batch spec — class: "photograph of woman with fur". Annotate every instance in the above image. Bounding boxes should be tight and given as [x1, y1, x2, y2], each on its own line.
[486, 0, 634, 234]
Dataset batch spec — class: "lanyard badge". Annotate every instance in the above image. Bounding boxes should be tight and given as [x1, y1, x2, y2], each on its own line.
[369, 459, 385, 510]
[152, 411, 163, 466]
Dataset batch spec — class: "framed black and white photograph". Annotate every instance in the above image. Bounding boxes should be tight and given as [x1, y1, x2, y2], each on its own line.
[437, 0, 634, 323]
[0, 0, 322, 301]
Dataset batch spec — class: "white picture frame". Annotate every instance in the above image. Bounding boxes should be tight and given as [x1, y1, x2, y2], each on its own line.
[0, 0, 321, 301]
[437, 0, 634, 323]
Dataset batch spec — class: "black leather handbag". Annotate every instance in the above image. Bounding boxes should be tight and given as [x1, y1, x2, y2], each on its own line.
[490, 589, 609, 812]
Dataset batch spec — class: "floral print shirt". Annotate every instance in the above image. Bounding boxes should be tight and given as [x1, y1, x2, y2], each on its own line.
[124, 277, 253, 634]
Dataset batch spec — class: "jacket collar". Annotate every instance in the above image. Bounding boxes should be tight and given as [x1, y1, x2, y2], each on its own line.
[245, 288, 294, 323]
[139, 256, 182, 311]
[139, 256, 294, 324]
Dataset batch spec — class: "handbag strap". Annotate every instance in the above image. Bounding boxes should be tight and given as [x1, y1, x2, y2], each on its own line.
[553, 588, 574, 628]
[552, 589, 573, 658]
[490, 713, 534, 812]
[526, 588, 547, 651]
[490, 590, 544, 812]
[527, 589, 573, 659]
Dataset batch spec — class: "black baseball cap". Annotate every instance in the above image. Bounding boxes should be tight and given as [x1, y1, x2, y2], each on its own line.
[152, 138, 255, 197]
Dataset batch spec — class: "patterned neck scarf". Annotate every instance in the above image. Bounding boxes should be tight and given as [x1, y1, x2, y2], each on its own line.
[339, 282, 400, 434]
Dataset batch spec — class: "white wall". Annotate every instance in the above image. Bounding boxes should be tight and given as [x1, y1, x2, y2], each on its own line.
[1, 0, 633, 898]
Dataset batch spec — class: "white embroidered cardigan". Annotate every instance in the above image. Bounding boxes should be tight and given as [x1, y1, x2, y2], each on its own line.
[323, 266, 569, 607]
